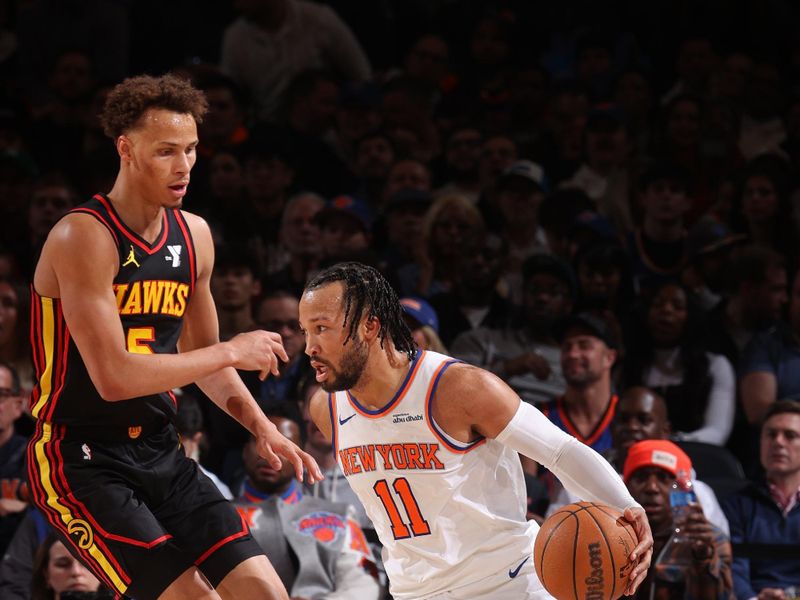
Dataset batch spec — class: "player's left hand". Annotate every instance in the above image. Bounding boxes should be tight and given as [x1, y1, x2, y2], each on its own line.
[623, 505, 653, 596]
[255, 423, 324, 483]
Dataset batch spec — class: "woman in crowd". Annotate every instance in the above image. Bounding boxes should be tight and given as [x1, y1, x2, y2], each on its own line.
[31, 535, 108, 600]
[621, 280, 735, 445]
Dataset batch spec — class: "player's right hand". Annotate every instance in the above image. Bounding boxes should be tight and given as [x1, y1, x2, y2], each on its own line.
[227, 330, 289, 380]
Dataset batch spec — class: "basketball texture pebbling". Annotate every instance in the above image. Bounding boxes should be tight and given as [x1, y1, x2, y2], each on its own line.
[533, 502, 638, 600]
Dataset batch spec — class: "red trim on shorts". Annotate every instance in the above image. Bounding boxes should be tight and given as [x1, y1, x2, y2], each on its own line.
[194, 512, 250, 566]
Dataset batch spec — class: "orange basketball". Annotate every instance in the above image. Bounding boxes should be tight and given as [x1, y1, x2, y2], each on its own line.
[533, 502, 638, 600]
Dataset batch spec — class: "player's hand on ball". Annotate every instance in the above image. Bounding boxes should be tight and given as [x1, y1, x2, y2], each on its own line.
[623, 506, 653, 596]
[255, 421, 324, 484]
[227, 330, 289, 380]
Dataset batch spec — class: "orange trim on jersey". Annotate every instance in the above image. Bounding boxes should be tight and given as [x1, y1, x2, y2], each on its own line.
[173, 209, 196, 294]
[347, 351, 426, 418]
[329, 392, 339, 456]
[424, 360, 487, 454]
[95, 194, 170, 254]
[554, 394, 618, 447]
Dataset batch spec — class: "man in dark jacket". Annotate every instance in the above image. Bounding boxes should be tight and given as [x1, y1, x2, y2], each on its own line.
[721, 399, 800, 599]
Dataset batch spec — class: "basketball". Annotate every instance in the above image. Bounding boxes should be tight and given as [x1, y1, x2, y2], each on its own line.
[533, 502, 638, 600]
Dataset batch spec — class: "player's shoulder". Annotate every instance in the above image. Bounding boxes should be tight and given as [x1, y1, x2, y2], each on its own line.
[436, 360, 508, 399]
[178, 209, 211, 233]
[47, 211, 117, 252]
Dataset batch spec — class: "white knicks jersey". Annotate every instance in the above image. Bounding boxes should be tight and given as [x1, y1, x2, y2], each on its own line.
[329, 350, 538, 599]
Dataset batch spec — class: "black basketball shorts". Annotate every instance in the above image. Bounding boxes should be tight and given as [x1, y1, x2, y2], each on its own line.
[28, 421, 263, 599]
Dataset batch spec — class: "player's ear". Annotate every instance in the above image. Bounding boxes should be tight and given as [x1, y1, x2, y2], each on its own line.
[117, 135, 133, 162]
[362, 314, 380, 341]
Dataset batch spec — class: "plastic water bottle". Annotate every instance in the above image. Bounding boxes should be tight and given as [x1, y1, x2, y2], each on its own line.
[669, 469, 698, 544]
[652, 470, 697, 597]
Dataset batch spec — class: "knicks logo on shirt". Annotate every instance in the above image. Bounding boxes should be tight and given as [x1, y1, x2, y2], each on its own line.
[294, 511, 346, 544]
[113, 280, 189, 317]
[338, 443, 445, 476]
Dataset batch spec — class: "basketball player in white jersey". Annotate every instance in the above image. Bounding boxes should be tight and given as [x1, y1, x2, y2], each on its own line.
[300, 263, 653, 600]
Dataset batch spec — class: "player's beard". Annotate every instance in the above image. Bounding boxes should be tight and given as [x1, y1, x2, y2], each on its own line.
[321, 334, 369, 392]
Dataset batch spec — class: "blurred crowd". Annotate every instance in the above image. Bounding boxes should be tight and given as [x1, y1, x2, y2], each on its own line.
[0, 0, 799, 598]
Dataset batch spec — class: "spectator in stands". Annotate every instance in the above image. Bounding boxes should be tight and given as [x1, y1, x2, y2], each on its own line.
[352, 130, 395, 208]
[547, 386, 730, 534]
[622, 281, 736, 445]
[493, 160, 550, 305]
[263, 191, 324, 297]
[210, 242, 261, 342]
[573, 240, 636, 319]
[0, 507, 52, 600]
[274, 69, 356, 197]
[316, 195, 375, 266]
[722, 400, 800, 600]
[399, 296, 447, 353]
[561, 104, 635, 234]
[19, 175, 78, 278]
[379, 188, 432, 276]
[234, 415, 379, 599]
[0, 363, 26, 556]
[451, 254, 574, 405]
[380, 76, 440, 163]
[31, 534, 107, 600]
[730, 157, 796, 262]
[536, 82, 589, 185]
[740, 266, 800, 425]
[238, 135, 297, 268]
[538, 188, 595, 260]
[704, 244, 787, 364]
[682, 217, 746, 312]
[428, 233, 510, 347]
[220, 0, 370, 123]
[0, 278, 32, 395]
[201, 149, 246, 240]
[381, 158, 432, 207]
[196, 72, 249, 158]
[397, 194, 485, 298]
[254, 290, 309, 416]
[627, 162, 691, 292]
[547, 312, 619, 454]
[477, 133, 518, 194]
[435, 126, 483, 204]
[623, 440, 733, 600]
[402, 33, 450, 91]
[175, 395, 232, 500]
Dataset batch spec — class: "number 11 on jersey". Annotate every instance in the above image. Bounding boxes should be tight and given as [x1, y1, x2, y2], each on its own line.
[374, 477, 431, 540]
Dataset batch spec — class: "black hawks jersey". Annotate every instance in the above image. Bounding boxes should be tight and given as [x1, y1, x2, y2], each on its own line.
[29, 194, 197, 436]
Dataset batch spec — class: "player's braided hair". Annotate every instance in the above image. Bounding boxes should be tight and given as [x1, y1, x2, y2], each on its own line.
[305, 262, 417, 360]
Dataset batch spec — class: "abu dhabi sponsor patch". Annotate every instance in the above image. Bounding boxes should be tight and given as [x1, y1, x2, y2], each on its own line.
[294, 511, 346, 544]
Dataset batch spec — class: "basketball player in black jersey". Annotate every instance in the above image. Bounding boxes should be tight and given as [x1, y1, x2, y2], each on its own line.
[27, 74, 322, 600]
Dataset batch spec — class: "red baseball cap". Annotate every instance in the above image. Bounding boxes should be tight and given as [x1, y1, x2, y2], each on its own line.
[623, 440, 692, 482]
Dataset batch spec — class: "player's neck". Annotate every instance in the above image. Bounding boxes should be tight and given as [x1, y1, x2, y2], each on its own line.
[349, 346, 413, 411]
[107, 178, 165, 241]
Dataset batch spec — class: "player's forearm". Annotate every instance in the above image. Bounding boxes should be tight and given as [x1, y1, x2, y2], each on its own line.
[495, 401, 638, 511]
[195, 368, 270, 436]
[92, 342, 236, 401]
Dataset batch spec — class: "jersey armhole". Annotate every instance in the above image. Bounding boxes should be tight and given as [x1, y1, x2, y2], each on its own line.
[424, 360, 486, 453]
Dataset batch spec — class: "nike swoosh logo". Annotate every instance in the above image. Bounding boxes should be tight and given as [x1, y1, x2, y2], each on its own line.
[338, 414, 356, 425]
[508, 556, 529, 578]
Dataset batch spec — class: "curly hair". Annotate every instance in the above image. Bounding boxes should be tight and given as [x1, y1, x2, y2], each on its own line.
[100, 73, 208, 139]
[305, 262, 417, 360]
